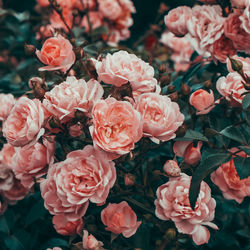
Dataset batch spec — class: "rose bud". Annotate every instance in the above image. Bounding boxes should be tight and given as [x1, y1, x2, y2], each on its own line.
[124, 173, 135, 186]
[24, 44, 36, 56]
[181, 83, 190, 95]
[82, 230, 104, 250]
[189, 89, 215, 115]
[69, 123, 83, 137]
[163, 160, 181, 177]
[229, 56, 243, 72]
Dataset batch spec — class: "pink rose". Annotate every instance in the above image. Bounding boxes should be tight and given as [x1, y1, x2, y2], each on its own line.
[224, 13, 250, 54]
[101, 201, 141, 238]
[226, 56, 250, 74]
[135, 93, 184, 143]
[163, 160, 181, 177]
[173, 141, 203, 165]
[50, 8, 73, 32]
[41, 145, 116, 219]
[94, 50, 158, 96]
[164, 6, 192, 36]
[12, 138, 55, 188]
[187, 5, 225, 56]
[230, 0, 247, 8]
[36, 25, 54, 40]
[90, 97, 143, 156]
[0, 94, 15, 121]
[3, 97, 45, 147]
[97, 0, 122, 20]
[73, 0, 96, 10]
[189, 89, 215, 115]
[36, 35, 75, 73]
[216, 72, 246, 105]
[211, 149, 250, 204]
[0, 164, 15, 192]
[82, 230, 104, 250]
[43, 76, 103, 122]
[81, 12, 103, 33]
[240, 3, 250, 34]
[0, 143, 15, 168]
[103, 29, 131, 47]
[155, 173, 218, 245]
[52, 214, 84, 235]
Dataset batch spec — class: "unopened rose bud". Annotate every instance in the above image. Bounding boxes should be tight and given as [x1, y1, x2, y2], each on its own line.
[166, 85, 176, 94]
[175, 124, 187, 137]
[229, 56, 243, 72]
[124, 173, 135, 186]
[165, 228, 176, 240]
[74, 110, 85, 121]
[159, 64, 167, 74]
[160, 74, 171, 87]
[29, 77, 46, 99]
[181, 83, 190, 95]
[69, 123, 83, 137]
[24, 44, 36, 56]
[184, 141, 203, 165]
[169, 91, 178, 102]
[49, 116, 61, 129]
[163, 160, 181, 177]
[204, 80, 213, 89]
[74, 46, 84, 60]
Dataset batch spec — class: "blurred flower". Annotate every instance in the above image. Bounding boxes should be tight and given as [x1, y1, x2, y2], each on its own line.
[82, 230, 104, 250]
[0, 94, 15, 121]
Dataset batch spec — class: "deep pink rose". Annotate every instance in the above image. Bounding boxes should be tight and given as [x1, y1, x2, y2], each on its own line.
[211, 149, 250, 204]
[81, 12, 103, 33]
[52, 214, 84, 235]
[187, 5, 225, 56]
[0, 94, 15, 121]
[36, 35, 75, 73]
[3, 97, 45, 147]
[94, 50, 158, 96]
[90, 97, 143, 156]
[216, 72, 246, 105]
[135, 93, 184, 143]
[101, 201, 141, 238]
[43, 76, 103, 122]
[189, 89, 215, 115]
[97, 0, 122, 20]
[12, 138, 55, 188]
[240, 3, 250, 34]
[226, 56, 250, 74]
[224, 13, 250, 54]
[164, 6, 192, 36]
[155, 173, 218, 245]
[173, 141, 203, 165]
[82, 230, 104, 250]
[163, 160, 181, 177]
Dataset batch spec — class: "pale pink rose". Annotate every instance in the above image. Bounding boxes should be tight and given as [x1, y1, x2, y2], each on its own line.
[36, 25, 54, 40]
[0, 94, 15, 121]
[94, 50, 158, 95]
[90, 97, 143, 156]
[103, 29, 131, 47]
[73, 0, 96, 10]
[164, 6, 192, 36]
[189, 89, 215, 115]
[82, 230, 104, 250]
[226, 55, 250, 74]
[81, 12, 103, 33]
[97, 0, 122, 20]
[12, 138, 55, 188]
[50, 8, 73, 31]
[0, 143, 15, 168]
[135, 93, 184, 143]
[69, 123, 83, 137]
[231, 0, 247, 8]
[36, 35, 75, 73]
[187, 5, 225, 56]
[155, 173, 218, 245]
[163, 160, 181, 177]
[224, 13, 250, 54]
[0, 164, 15, 191]
[41, 145, 116, 219]
[52, 214, 84, 235]
[240, 3, 250, 34]
[43, 76, 103, 122]
[216, 72, 246, 105]
[211, 149, 250, 203]
[173, 141, 203, 165]
[3, 97, 45, 147]
[101, 201, 141, 238]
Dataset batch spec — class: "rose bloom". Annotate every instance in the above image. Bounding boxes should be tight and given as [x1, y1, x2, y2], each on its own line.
[224, 13, 250, 54]
[187, 5, 225, 56]
[0, 164, 15, 192]
[103, 29, 131, 47]
[211, 35, 236, 63]
[173, 141, 203, 165]
[43, 76, 103, 122]
[41, 145, 116, 219]
[50, 8, 73, 31]
[155, 173, 218, 245]
[0, 143, 15, 168]
[135, 93, 184, 143]
[226, 55, 250, 74]
[81, 12, 103, 33]
[231, 0, 247, 8]
[101, 201, 141, 238]
[211, 149, 250, 204]
[189, 89, 215, 115]
[163, 160, 181, 177]
[52, 214, 84, 236]
[90, 97, 143, 156]
[3, 97, 44, 147]
[94, 50, 158, 96]
[97, 0, 122, 20]
[73, 0, 96, 10]
[0, 94, 15, 121]
[12, 138, 55, 188]
[216, 72, 246, 105]
[36, 35, 75, 73]
[240, 3, 250, 34]
[82, 230, 104, 250]
[164, 6, 192, 36]
[69, 123, 83, 137]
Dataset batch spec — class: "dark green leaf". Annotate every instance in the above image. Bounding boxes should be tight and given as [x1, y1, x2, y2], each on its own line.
[25, 199, 47, 225]
[220, 126, 247, 144]
[234, 156, 250, 179]
[0, 216, 9, 235]
[39, 238, 68, 250]
[83, 44, 98, 56]
[4, 236, 25, 250]
[242, 93, 250, 110]
[238, 146, 250, 155]
[182, 63, 201, 83]
[175, 129, 208, 142]
[189, 152, 232, 210]
[91, 25, 109, 36]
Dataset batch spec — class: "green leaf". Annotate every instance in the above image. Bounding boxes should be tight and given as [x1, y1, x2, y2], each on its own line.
[189, 152, 232, 210]
[39, 238, 69, 250]
[4, 236, 25, 250]
[238, 146, 250, 155]
[175, 129, 208, 142]
[83, 44, 98, 56]
[91, 25, 109, 36]
[25, 199, 47, 225]
[234, 156, 250, 179]
[242, 93, 250, 110]
[220, 126, 247, 144]
[0, 216, 9, 235]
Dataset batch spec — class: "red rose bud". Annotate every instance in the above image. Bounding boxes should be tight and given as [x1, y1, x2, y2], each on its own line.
[124, 173, 135, 186]
[163, 160, 181, 177]
[184, 141, 203, 165]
